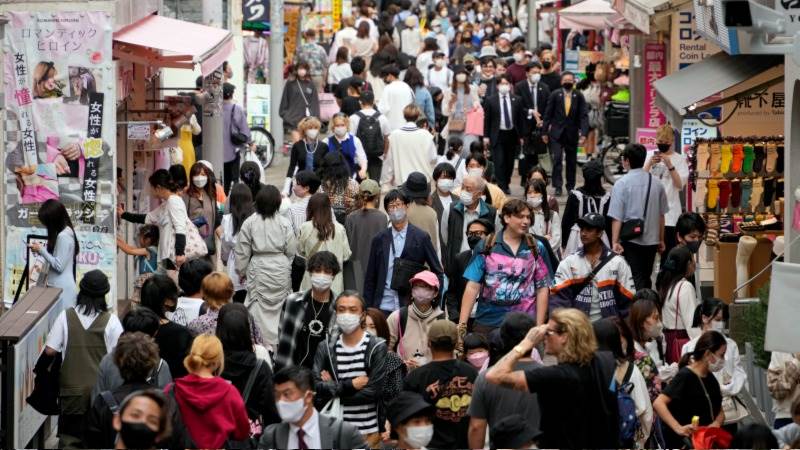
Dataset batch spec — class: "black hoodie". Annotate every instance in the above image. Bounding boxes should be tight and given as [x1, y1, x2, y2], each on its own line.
[220, 351, 280, 427]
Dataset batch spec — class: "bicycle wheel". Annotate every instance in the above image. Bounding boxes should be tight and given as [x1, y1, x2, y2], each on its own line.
[602, 139, 628, 185]
[250, 126, 275, 168]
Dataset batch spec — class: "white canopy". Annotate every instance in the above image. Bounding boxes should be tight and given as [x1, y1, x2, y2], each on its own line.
[558, 0, 620, 30]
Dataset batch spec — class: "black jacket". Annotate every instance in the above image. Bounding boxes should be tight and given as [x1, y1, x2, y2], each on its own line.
[515, 80, 551, 135]
[483, 92, 527, 143]
[221, 350, 281, 427]
[542, 88, 589, 145]
[444, 200, 496, 271]
[286, 140, 329, 178]
[86, 382, 152, 448]
[445, 249, 474, 322]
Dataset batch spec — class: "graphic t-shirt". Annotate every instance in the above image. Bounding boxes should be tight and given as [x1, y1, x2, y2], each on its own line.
[403, 359, 477, 449]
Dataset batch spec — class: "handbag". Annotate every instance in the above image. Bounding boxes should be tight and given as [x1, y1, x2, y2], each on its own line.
[183, 219, 209, 260]
[321, 397, 343, 420]
[447, 116, 466, 133]
[465, 105, 485, 136]
[390, 238, 426, 292]
[318, 92, 340, 122]
[722, 395, 750, 424]
[230, 106, 249, 146]
[620, 174, 652, 241]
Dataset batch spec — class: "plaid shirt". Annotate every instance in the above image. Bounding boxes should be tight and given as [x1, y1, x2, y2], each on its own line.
[273, 290, 337, 372]
[296, 43, 328, 76]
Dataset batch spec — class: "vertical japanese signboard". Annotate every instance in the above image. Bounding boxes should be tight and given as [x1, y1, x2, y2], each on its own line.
[643, 42, 666, 128]
[243, 0, 270, 31]
[671, 3, 719, 72]
[3, 12, 116, 307]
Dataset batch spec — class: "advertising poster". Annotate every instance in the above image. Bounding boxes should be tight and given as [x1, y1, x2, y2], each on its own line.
[720, 66, 785, 136]
[246, 83, 271, 130]
[643, 42, 666, 128]
[3, 11, 116, 306]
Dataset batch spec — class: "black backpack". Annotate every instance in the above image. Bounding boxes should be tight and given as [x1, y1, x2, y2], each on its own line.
[355, 111, 384, 158]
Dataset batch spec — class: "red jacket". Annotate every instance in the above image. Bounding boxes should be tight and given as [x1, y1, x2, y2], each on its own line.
[168, 374, 250, 448]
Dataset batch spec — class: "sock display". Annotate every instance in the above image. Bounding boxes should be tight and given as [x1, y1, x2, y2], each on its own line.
[694, 179, 707, 212]
[753, 144, 766, 173]
[709, 143, 722, 174]
[720, 144, 733, 174]
[740, 179, 752, 208]
[750, 177, 764, 210]
[731, 179, 742, 208]
[731, 144, 744, 174]
[766, 142, 778, 173]
[742, 144, 755, 174]
[777, 144, 785, 174]
[707, 179, 720, 210]
[763, 177, 776, 207]
[696, 143, 710, 174]
[718, 180, 732, 209]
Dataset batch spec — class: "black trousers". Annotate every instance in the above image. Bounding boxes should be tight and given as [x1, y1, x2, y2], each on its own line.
[223, 153, 240, 193]
[550, 137, 578, 191]
[622, 241, 659, 290]
[367, 156, 383, 182]
[492, 130, 519, 191]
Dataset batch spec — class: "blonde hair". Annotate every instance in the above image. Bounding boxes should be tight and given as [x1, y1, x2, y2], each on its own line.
[201, 272, 234, 310]
[656, 124, 674, 145]
[551, 308, 597, 366]
[183, 334, 224, 375]
[331, 113, 350, 129]
[298, 116, 322, 135]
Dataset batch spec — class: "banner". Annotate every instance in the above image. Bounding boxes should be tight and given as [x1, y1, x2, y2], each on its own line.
[766, 262, 800, 353]
[670, 3, 720, 73]
[720, 65, 785, 136]
[3, 11, 116, 306]
[643, 42, 666, 128]
[634, 128, 658, 151]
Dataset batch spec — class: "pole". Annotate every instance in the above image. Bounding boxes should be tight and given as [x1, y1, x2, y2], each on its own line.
[202, 1, 226, 184]
[270, 0, 285, 155]
[527, 0, 538, 50]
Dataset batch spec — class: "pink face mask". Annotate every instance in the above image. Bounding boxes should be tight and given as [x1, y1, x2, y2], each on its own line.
[467, 350, 490, 371]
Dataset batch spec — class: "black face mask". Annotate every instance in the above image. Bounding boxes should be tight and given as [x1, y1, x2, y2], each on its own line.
[467, 235, 483, 249]
[686, 240, 701, 254]
[562, 82, 573, 91]
[465, 64, 474, 72]
[541, 61, 552, 70]
[119, 421, 158, 449]
[657, 143, 671, 152]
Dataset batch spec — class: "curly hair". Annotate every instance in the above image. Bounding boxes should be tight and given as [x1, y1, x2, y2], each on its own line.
[551, 308, 597, 366]
[297, 116, 322, 136]
[114, 332, 160, 383]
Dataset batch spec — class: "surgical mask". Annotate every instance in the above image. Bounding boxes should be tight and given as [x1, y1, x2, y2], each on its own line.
[485, 26, 493, 34]
[527, 196, 543, 208]
[467, 235, 483, 249]
[513, 53, 524, 63]
[404, 424, 434, 449]
[439, 9, 448, 17]
[711, 320, 725, 333]
[529, 73, 541, 84]
[412, 286, 436, 304]
[435, 59, 446, 69]
[478, 13, 486, 21]
[542, 61, 552, 70]
[498, 84, 510, 94]
[192, 176, 208, 188]
[433, 25, 442, 33]
[646, 321, 664, 339]
[468, 168, 484, 178]
[709, 354, 725, 372]
[334, 126, 348, 137]
[456, 73, 467, 83]
[562, 82, 573, 91]
[292, 184, 307, 198]
[467, 350, 490, 369]
[119, 421, 158, 449]
[277, 398, 307, 423]
[306, 128, 319, 139]
[437, 178, 455, 193]
[297, 69, 308, 78]
[389, 207, 407, 223]
[336, 313, 362, 334]
[686, 240, 702, 254]
[460, 14, 467, 21]
[465, 63, 475, 72]
[460, 191, 474, 205]
[310, 273, 333, 291]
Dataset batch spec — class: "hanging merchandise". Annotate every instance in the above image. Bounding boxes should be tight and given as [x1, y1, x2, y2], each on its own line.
[793, 188, 800, 231]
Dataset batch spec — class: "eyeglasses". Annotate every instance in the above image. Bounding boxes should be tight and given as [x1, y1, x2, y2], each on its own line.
[467, 231, 488, 238]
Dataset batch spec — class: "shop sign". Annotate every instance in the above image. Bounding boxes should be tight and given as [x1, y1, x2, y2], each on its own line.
[333, 0, 342, 31]
[243, 0, 270, 31]
[670, 3, 720, 72]
[3, 11, 116, 310]
[680, 118, 718, 153]
[776, 0, 800, 34]
[127, 123, 151, 140]
[643, 42, 666, 128]
[693, 0, 741, 54]
[635, 128, 658, 151]
[247, 83, 271, 130]
[564, 50, 580, 72]
[719, 66, 784, 136]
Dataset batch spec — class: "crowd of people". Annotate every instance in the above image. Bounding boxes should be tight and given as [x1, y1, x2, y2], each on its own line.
[24, 1, 800, 449]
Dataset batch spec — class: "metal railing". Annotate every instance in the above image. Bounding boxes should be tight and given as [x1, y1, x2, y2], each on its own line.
[742, 342, 776, 426]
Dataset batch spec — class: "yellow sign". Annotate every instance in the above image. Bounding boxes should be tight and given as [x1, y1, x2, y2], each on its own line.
[333, 0, 342, 31]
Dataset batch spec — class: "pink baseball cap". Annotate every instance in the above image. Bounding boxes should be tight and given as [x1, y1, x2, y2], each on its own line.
[409, 270, 439, 290]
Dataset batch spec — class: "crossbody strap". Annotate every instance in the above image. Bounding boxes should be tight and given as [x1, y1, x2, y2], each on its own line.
[242, 357, 264, 403]
[642, 174, 653, 220]
[576, 252, 615, 294]
[297, 80, 310, 107]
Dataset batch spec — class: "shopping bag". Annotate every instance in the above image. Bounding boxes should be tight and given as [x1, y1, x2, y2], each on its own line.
[465, 105, 484, 136]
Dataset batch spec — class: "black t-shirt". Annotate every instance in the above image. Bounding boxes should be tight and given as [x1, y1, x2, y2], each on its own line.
[295, 297, 334, 369]
[156, 321, 193, 379]
[541, 71, 562, 93]
[403, 359, 478, 449]
[341, 96, 361, 117]
[662, 366, 723, 448]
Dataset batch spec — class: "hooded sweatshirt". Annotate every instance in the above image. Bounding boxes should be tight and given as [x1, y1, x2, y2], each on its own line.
[387, 305, 445, 364]
[170, 374, 250, 448]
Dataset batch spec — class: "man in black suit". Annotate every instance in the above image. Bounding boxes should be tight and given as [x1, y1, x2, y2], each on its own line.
[543, 71, 589, 196]
[483, 74, 526, 194]
[515, 61, 551, 182]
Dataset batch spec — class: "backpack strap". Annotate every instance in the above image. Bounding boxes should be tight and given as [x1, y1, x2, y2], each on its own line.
[355, 111, 366, 120]
[622, 360, 635, 385]
[399, 306, 409, 338]
[101, 390, 120, 414]
[242, 358, 264, 404]
[371, 110, 381, 119]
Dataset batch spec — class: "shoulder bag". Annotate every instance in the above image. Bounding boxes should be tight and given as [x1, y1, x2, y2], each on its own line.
[573, 252, 616, 296]
[390, 237, 427, 293]
[230, 105, 249, 146]
[620, 174, 652, 241]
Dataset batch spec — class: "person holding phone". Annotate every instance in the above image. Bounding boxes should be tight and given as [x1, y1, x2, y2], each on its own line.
[29, 199, 79, 307]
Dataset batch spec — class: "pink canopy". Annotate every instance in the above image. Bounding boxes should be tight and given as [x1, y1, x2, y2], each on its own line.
[113, 14, 234, 75]
[558, 0, 621, 30]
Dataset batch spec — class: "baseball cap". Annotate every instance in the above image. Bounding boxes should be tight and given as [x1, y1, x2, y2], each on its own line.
[359, 179, 380, 196]
[577, 212, 605, 230]
[428, 319, 458, 344]
[409, 270, 440, 290]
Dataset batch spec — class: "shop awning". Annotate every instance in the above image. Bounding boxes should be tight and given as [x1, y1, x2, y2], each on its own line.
[558, 0, 620, 30]
[613, 0, 692, 33]
[654, 52, 784, 125]
[113, 14, 234, 76]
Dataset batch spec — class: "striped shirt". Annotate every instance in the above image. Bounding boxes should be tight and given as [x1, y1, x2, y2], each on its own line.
[336, 334, 378, 434]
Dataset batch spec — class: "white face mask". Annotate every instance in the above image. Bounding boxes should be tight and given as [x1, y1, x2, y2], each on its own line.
[710, 320, 725, 333]
[467, 168, 484, 178]
[412, 286, 436, 304]
[435, 59, 446, 69]
[336, 313, 362, 334]
[646, 321, 664, 339]
[437, 178, 455, 193]
[389, 207, 407, 223]
[527, 196, 543, 208]
[297, 69, 308, 78]
[306, 128, 319, 139]
[310, 273, 333, 291]
[404, 424, 434, 448]
[277, 397, 307, 424]
[513, 53, 524, 63]
[709, 354, 725, 372]
[193, 176, 208, 188]
[455, 73, 467, 83]
[334, 126, 348, 137]
[460, 190, 474, 205]
[498, 84, 511, 94]
[529, 73, 541, 84]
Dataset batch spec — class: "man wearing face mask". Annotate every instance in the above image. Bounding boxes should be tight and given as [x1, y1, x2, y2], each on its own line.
[506, 43, 530, 85]
[312, 291, 388, 447]
[404, 319, 478, 448]
[386, 391, 436, 450]
[109, 390, 171, 450]
[542, 71, 589, 196]
[443, 173, 497, 271]
[644, 124, 689, 259]
[538, 49, 562, 92]
[483, 74, 525, 194]
[516, 61, 551, 179]
[274, 251, 341, 372]
[426, 51, 453, 92]
[675, 212, 706, 297]
[445, 218, 494, 321]
[387, 270, 445, 368]
[261, 366, 367, 448]
[476, 49, 498, 102]
[363, 189, 443, 315]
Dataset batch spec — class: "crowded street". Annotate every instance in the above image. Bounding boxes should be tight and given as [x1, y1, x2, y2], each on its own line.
[0, 0, 798, 449]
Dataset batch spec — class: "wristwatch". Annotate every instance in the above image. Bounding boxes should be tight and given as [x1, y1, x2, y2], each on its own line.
[513, 345, 527, 356]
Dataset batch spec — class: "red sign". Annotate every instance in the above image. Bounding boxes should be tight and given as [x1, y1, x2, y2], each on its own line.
[643, 42, 666, 128]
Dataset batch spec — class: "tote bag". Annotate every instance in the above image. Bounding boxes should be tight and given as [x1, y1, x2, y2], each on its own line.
[465, 105, 485, 136]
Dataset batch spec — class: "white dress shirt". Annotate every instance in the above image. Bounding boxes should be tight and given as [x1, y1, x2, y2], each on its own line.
[288, 409, 322, 449]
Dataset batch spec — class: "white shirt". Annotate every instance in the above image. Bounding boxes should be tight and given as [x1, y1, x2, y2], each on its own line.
[220, 214, 244, 291]
[288, 409, 322, 449]
[530, 210, 562, 251]
[349, 108, 392, 138]
[426, 67, 453, 92]
[355, 17, 380, 41]
[383, 123, 438, 187]
[378, 80, 416, 131]
[329, 27, 357, 62]
[45, 307, 123, 358]
[645, 151, 689, 226]
[662, 279, 700, 338]
[167, 297, 205, 326]
[416, 51, 435, 79]
[500, 95, 513, 130]
[327, 63, 353, 86]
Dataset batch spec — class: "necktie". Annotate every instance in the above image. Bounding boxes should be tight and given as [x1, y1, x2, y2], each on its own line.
[502, 95, 511, 129]
[298, 429, 308, 450]
[564, 91, 572, 116]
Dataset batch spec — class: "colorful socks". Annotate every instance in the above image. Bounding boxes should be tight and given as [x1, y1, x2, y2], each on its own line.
[696, 143, 710, 174]
[720, 144, 733, 174]
[731, 179, 742, 208]
[740, 179, 752, 208]
[709, 143, 722, 174]
[750, 177, 764, 210]
[695, 179, 707, 212]
[718, 180, 732, 209]
[731, 144, 744, 174]
[766, 142, 778, 173]
[707, 179, 720, 210]
[763, 177, 776, 207]
[753, 144, 766, 173]
[742, 144, 755, 174]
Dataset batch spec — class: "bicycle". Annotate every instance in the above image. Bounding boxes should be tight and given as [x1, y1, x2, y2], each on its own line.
[600, 136, 629, 185]
[249, 126, 275, 169]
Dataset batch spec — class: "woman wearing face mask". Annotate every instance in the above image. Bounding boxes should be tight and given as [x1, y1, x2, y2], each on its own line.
[627, 290, 669, 398]
[326, 113, 369, 181]
[284, 117, 328, 197]
[452, 29, 478, 65]
[140, 275, 194, 379]
[183, 162, 220, 257]
[442, 68, 482, 151]
[654, 331, 726, 449]
[386, 391, 436, 450]
[463, 333, 491, 373]
[656, 246, 701, 364]
[387, 271, 445, 370]
[526, 179, 561, 252]
[219, 183, 254, 303]
[279, 62, 321, 147]
[681, 298, 747, 432]
[318, 152, 362, 224]
[298, 193, 352, 295]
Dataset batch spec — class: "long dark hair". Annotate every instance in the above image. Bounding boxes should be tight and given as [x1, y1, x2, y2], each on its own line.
[593, 317, 634, 362]
[186, 162, 216, 202]
[318, 152, 351, 193]
[229, 183, 255, 235]
[403, 66, 425, 90]
[526, 179, 552, 222]
[140, 274, 179, 319]
[239, 161, 263, 199]
[216, 303, 254, 352]
[692, 297, 726, 328]
[678, 330, 726, 368]
[656, 246, 694, 304]
[307, 193, 335, 241]
[148, 169, 179, 193]
[37, 199, 80, 265]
